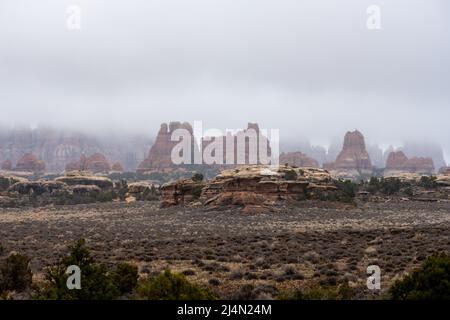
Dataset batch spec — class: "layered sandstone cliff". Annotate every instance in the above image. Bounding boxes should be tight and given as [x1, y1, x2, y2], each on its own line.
[384, 151, 435, 176]
[138, 122, 196, 172]
[323, 130, 373, 179]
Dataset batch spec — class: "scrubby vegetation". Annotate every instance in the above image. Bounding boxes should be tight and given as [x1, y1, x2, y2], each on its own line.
[279, 282, 355, 300]
[0, 253, 33, 294]
[137, 269, 215, 300]
[389, 253, 450, 300]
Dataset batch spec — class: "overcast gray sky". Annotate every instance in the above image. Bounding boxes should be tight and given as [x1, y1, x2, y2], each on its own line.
[0, 0, 449, 161]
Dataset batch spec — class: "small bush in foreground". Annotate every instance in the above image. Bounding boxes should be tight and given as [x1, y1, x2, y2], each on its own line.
[137, 269, 215, 300]
[389, 253, 450, 300]
[0, 253, 33, 292]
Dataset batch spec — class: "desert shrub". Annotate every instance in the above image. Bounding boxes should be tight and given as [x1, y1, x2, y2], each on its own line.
[0, 177, 10, 191]
[389, 253, 450, 300]
[191, 185, 204, 200]
[35, 239, 119, 300]
[404, 187, 414, 197]
[335, 180, 358, 203]
[0, 253, 33, 293]
[279, 282, 354, 300]
[284, 170, 298, 181]
[137, 269, 215, 300]
[367, 177, 381, 194]
[111, 263, 138, 295]
[380, 178, 402, 195]
[418, 176, 437, 189]
[192, 173, 204, 182]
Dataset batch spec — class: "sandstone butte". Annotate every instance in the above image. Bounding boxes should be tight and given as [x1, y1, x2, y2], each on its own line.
[384, 151, 435, 176]
[138, 122, 196, 172]
[65, 153, 111, 173]
[201, 122, 272, 166]
[161, 165, 338, 213]
[279, 152, 318, 168]
[138, 122, 273, 173]
[14, 153, 46, 172]
[438, 166, 450, 175]
[323, 130, 373, 179]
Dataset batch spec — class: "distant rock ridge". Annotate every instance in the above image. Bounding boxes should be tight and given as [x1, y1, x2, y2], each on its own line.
[384, 151, 434, 176]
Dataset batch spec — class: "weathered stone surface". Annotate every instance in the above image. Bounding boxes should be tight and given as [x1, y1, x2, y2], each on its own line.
[9, 180, 67, 195]
[138, 122, 196, 172]
[127, 181, 155, 194]
[324, 130, 373, 179]
[161, 178, 205, 207]
[56, 172, 113, 189]
[1, 159, 12, 171]
[14, 153, 46, 172]
[279, 152, 318, 167]
[161, 165, 337, 212]
[438, 167, 450, 175]
[384, 151, 435, 176]
[0, 175, 28, 192]
[71, 184, 102, 195]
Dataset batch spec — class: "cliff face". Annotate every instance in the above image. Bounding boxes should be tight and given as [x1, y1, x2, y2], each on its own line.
[0, 127, 151, 173]
[384, 151, 435, 175]
[324, 130, 373, 179]
[138, 122, 273, 172]
[138, 122, 196, 172]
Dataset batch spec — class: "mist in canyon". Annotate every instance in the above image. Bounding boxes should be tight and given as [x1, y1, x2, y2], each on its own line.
[0, 0, 449, 164]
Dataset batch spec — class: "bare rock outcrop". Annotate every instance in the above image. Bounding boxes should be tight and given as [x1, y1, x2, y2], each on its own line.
[138, 122, 196, 172]
[438, 167, 450, 176]
[161, 165, 338, 212]
[14, 153, 46, 173]
[56, 171, 113, 189]
[323, 130, 373, 179]
[384, 151, 435, 176]
[279, 152, 318, 168]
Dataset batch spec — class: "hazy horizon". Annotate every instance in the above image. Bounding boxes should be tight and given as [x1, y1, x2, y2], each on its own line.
[1, 0, 449, 162]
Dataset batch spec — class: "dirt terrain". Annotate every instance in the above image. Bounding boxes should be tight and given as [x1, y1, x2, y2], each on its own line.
[1, 200, 449, 299]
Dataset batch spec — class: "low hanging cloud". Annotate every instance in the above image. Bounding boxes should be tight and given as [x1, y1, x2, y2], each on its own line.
[0, 0, 449, 161]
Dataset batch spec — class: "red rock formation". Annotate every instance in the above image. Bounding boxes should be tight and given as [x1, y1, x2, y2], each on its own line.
[15, 153, 46, 172]
[84, 153, 111, 173]
[279, 152, 318, 167]
[324, 130, 373, 178]
[384, 151, 435, 175]
[385, 151, 409, 170]
[138, 122, 196, 172]
[201, 123, 272, 166]
[1, 159, 12, 170]
[65, 153, 111, 173]
[111, 162, 124, 172]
